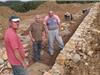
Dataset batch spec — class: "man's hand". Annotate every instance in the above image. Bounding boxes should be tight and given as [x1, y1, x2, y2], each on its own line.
[32, 38, 35, 42]
[22, 61, 28, 68]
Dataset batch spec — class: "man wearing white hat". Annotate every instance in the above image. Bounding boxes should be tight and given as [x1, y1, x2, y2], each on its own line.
[4, 16, 27, 75]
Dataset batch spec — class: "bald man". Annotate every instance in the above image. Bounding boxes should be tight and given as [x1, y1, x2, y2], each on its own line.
[44, 11, 64, 55]
[28, 15, 45, 62]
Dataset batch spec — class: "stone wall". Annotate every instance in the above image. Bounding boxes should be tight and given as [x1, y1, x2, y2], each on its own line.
[43, 3, 100, 75]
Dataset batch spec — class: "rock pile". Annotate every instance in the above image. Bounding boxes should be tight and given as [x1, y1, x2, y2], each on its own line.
[44, 3, 100, 75]
[0, 47, 12, 75]
[0, 34, 30, 75]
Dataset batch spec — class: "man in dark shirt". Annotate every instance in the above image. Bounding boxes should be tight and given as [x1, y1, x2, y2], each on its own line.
[28, 15, 45, 62]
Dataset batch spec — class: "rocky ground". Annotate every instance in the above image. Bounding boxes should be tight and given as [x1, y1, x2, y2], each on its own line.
[43, 3, 100, 75]
[1, 2, 99, 75]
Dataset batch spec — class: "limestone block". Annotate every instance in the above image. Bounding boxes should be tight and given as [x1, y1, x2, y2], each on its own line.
[61, 23, 66, 26]
[56, 54, 66, 65]
[27, 62, 49, 75]
[43, 72, 52, 75]
[85, 62, 89, 66]
[51, 64, 64, 75]
[65, 40, 76, 50]
[71, 53, 81, 63]
[61, 29, 71, 36]
[0, 58, 4, 64]
[83, 54, 87, 60]
[87, 51, 94, 57]
[67, 53, 73, 60]
[23, 44, 29, 48]
[2, 50, 8, 60]
[7, 62, 12, 68]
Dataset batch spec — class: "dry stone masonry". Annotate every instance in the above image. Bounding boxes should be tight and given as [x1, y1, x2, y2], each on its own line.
[44, 3, 100, 75]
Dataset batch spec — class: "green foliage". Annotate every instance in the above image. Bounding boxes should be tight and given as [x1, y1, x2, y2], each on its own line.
[0, 2, 6, 6]
[56, 1, 98, 4]
[20, 1, 45, 12]
[0, 1, 46, 12]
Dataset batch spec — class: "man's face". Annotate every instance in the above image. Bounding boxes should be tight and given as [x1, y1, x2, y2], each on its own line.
[49, 13, 53, 17]
[35, 15, 41, 23]
[10, 21, 20, 30]
[49, 11, 54, 17]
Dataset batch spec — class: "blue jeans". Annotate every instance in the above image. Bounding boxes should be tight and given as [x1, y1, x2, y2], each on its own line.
[12, 65, 26, 75]
[48, 29, 64, 53]
[32, 41, 42, 61]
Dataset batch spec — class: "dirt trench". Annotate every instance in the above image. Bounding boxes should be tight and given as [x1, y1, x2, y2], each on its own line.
[40, 13, 88, 66]
[0, 10, 89, 75]
[25, 13, 88, 75]
[0, 2, 94, 75]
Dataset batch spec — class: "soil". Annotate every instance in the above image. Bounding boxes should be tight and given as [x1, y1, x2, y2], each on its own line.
[1, 2, 99, 75]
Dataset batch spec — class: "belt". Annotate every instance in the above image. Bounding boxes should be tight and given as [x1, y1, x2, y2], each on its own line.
[48, 28, 58, 30]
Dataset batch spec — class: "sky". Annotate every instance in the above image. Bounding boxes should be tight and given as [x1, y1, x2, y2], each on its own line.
[0, 0, 34, 2]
